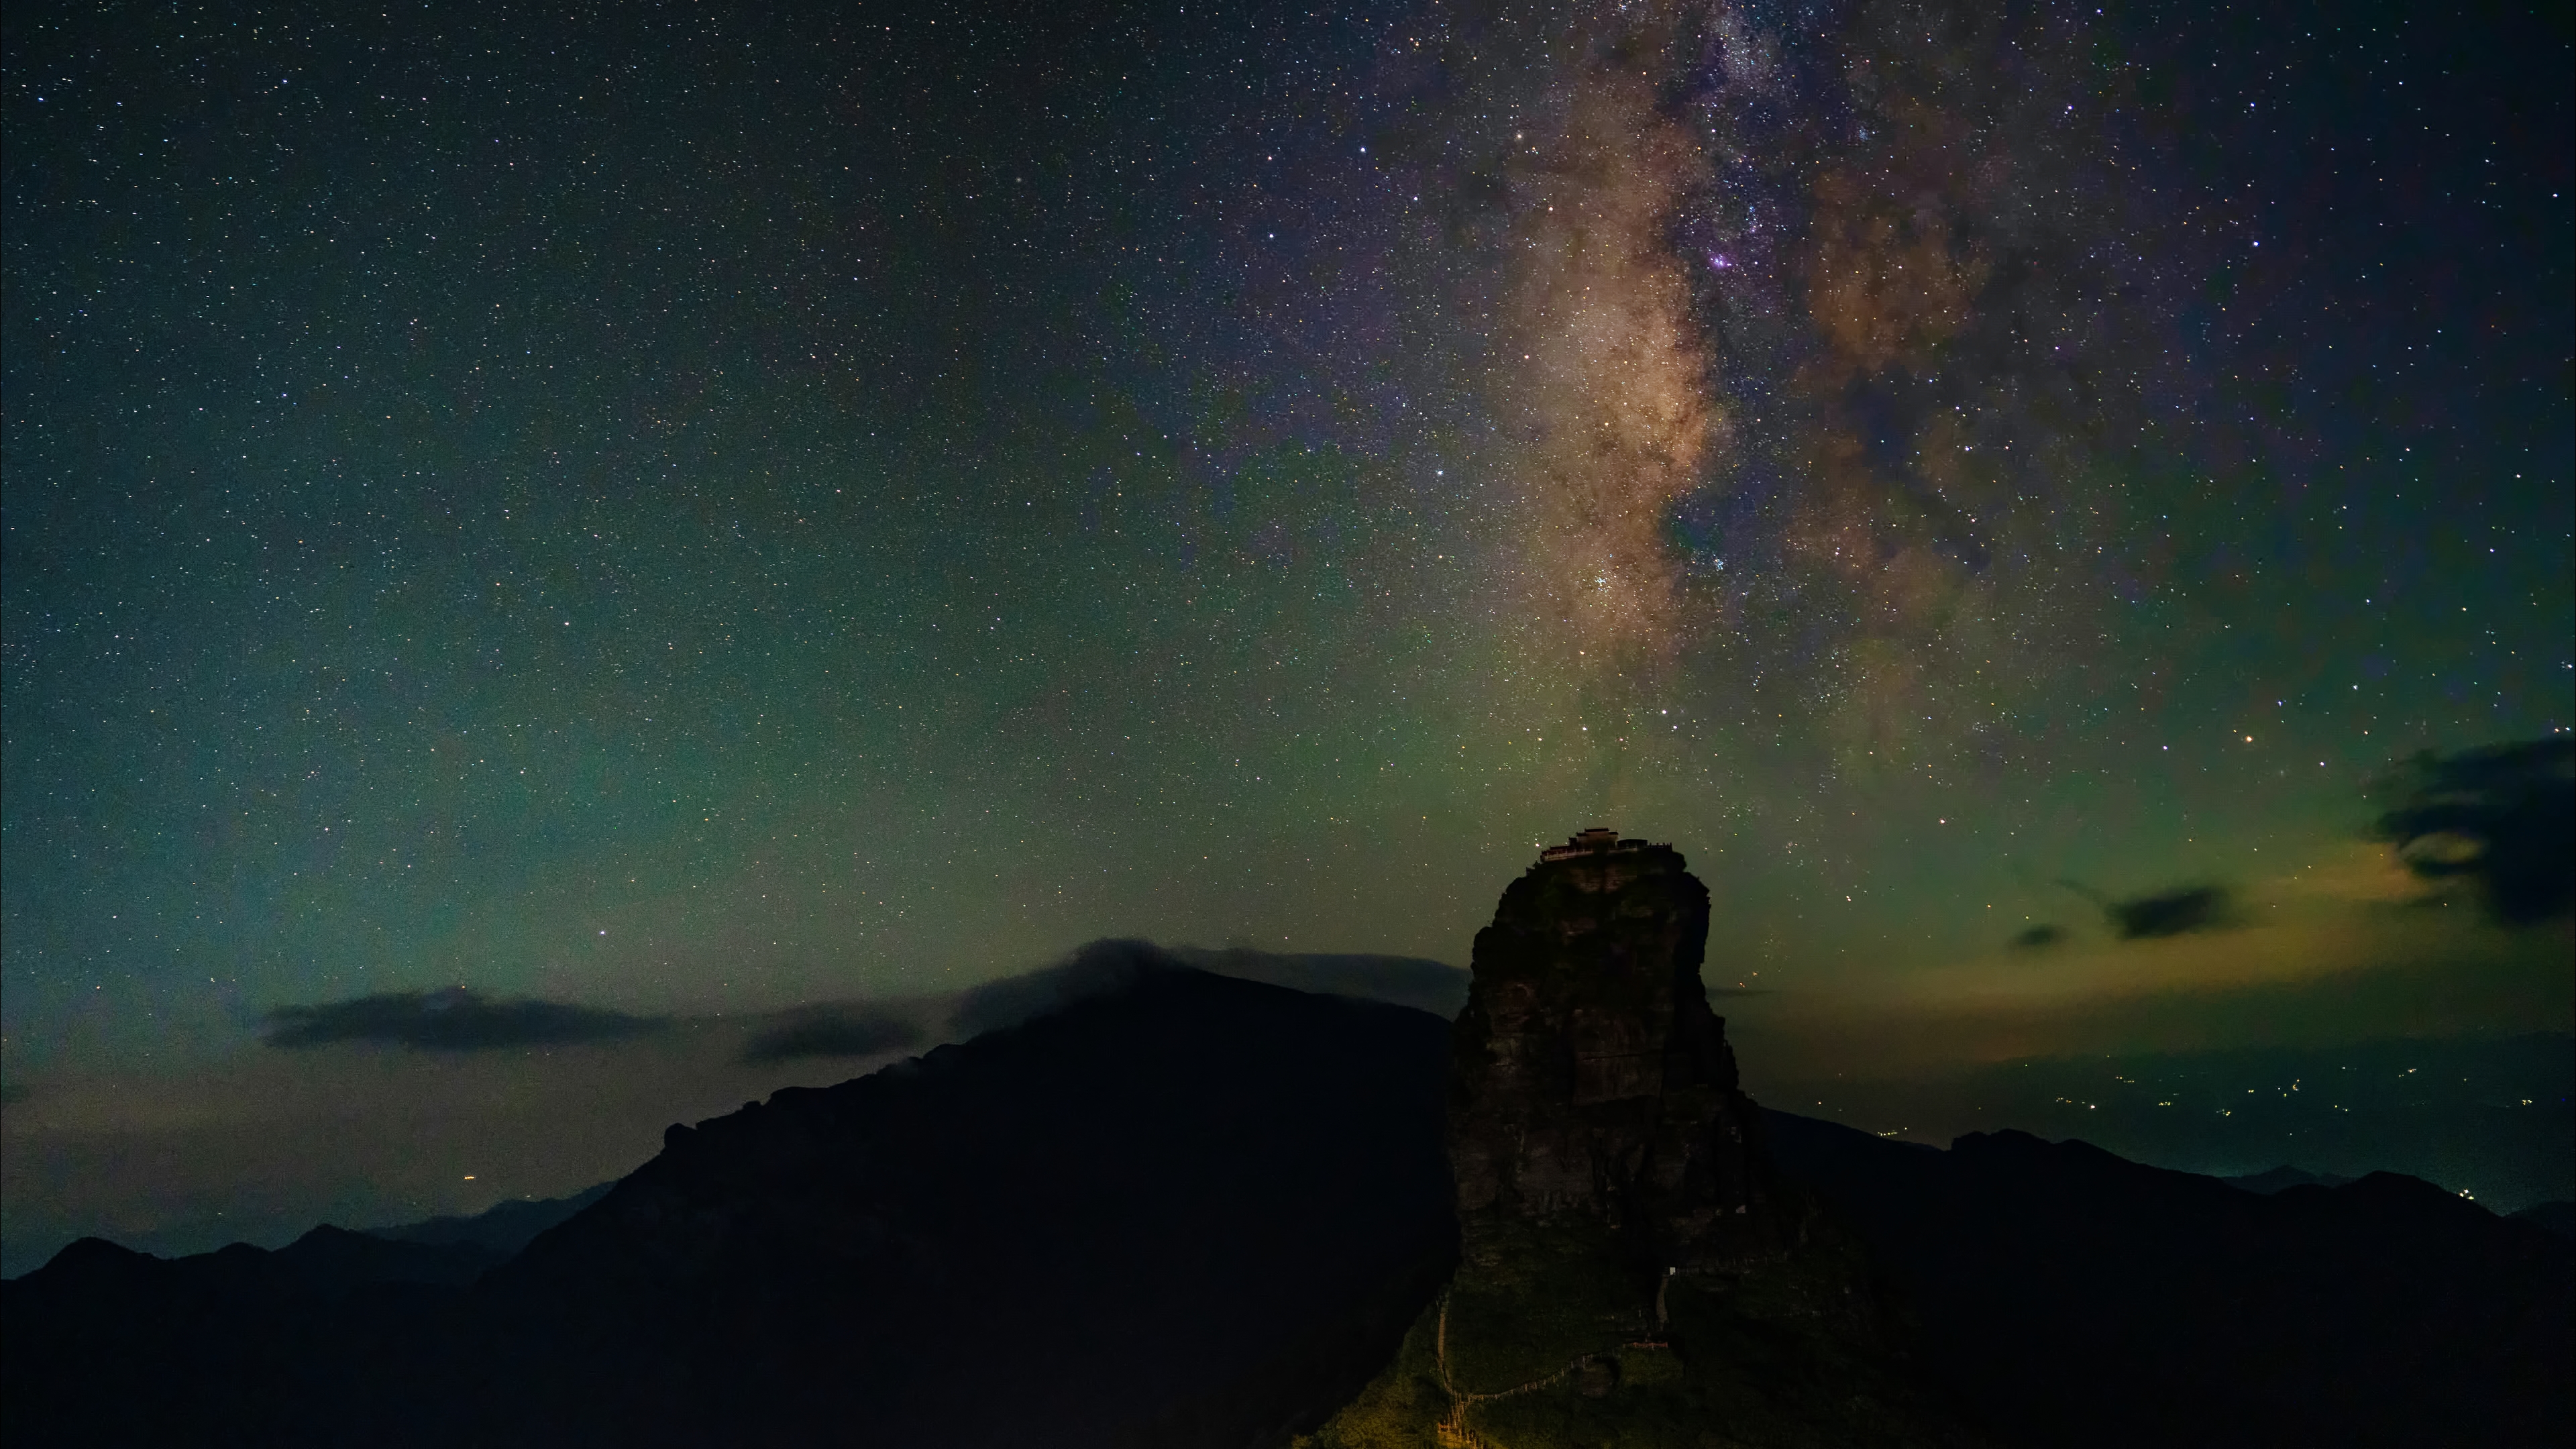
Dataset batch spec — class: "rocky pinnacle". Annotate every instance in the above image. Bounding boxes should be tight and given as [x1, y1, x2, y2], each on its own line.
[1448, 829, 1776, 1270]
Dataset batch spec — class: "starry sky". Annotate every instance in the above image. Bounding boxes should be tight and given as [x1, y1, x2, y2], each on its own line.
[3, 0, 2569, 1258]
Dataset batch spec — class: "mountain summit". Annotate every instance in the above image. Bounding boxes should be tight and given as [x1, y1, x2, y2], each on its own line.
[1450, 830, 1778, 1268]
[1307, 833, 1978, 1447]
[1, 953, 1458, 1448]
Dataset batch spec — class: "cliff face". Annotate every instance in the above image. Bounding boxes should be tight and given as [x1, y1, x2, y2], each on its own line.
[1306, 833, 1978, 1448]
[1448, 833, 1774, 1270]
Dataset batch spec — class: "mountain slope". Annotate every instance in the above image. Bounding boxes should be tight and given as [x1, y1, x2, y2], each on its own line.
[363, 1182, 614, 1254]
[2, 959, 1456, 1449]
[467, 961, 1456, 1448]
[1763, 1111, 2576, 1449]
[6, 959, 2567, 1449]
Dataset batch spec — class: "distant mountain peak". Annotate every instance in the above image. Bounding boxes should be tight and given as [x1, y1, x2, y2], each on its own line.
[2222, 1165, 2357, 1195]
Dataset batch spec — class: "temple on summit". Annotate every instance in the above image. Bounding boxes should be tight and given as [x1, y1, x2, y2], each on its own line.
[1537, 826, 1664, 862]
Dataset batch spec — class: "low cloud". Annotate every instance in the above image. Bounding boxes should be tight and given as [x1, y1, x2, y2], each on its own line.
[2060, 880, 2232, 941]
[739, 1008, 924, 1065]
[2103, 886, 2231, 941]
[1169, 946, 1469, 1017]
[942, 941, 1476, 1038]
[2374, 739, 2575, 926]
[949, 938, 1178, 1038]
[2010, 924, 2068, 950]
[262, 987, 668, 1052]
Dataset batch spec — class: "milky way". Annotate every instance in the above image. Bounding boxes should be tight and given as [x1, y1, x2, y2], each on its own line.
[1499, 55, 1715, 665]
[2, 0, 2565, 1134]
[1, 0, 2566, 1272]
[1391, 0, 2206, 801]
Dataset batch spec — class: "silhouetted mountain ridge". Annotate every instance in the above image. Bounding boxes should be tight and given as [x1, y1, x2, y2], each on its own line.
[2512, 1201, 2576, 1239]
[1764, 1112, 2573, 1449]
[3, 954, 1456, 1448]
[2220, 1164, 2355, 1193]
[3, 953, 2568, 1448]
[362, 1182, 613, 1254]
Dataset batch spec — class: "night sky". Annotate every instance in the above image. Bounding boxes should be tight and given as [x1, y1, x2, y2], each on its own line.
[4, 0, 2569, 1265]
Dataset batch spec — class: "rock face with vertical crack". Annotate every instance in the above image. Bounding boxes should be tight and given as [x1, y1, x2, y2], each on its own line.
[1303, 831, 1981, 1448]
[1448, 828, 1778, 1271]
